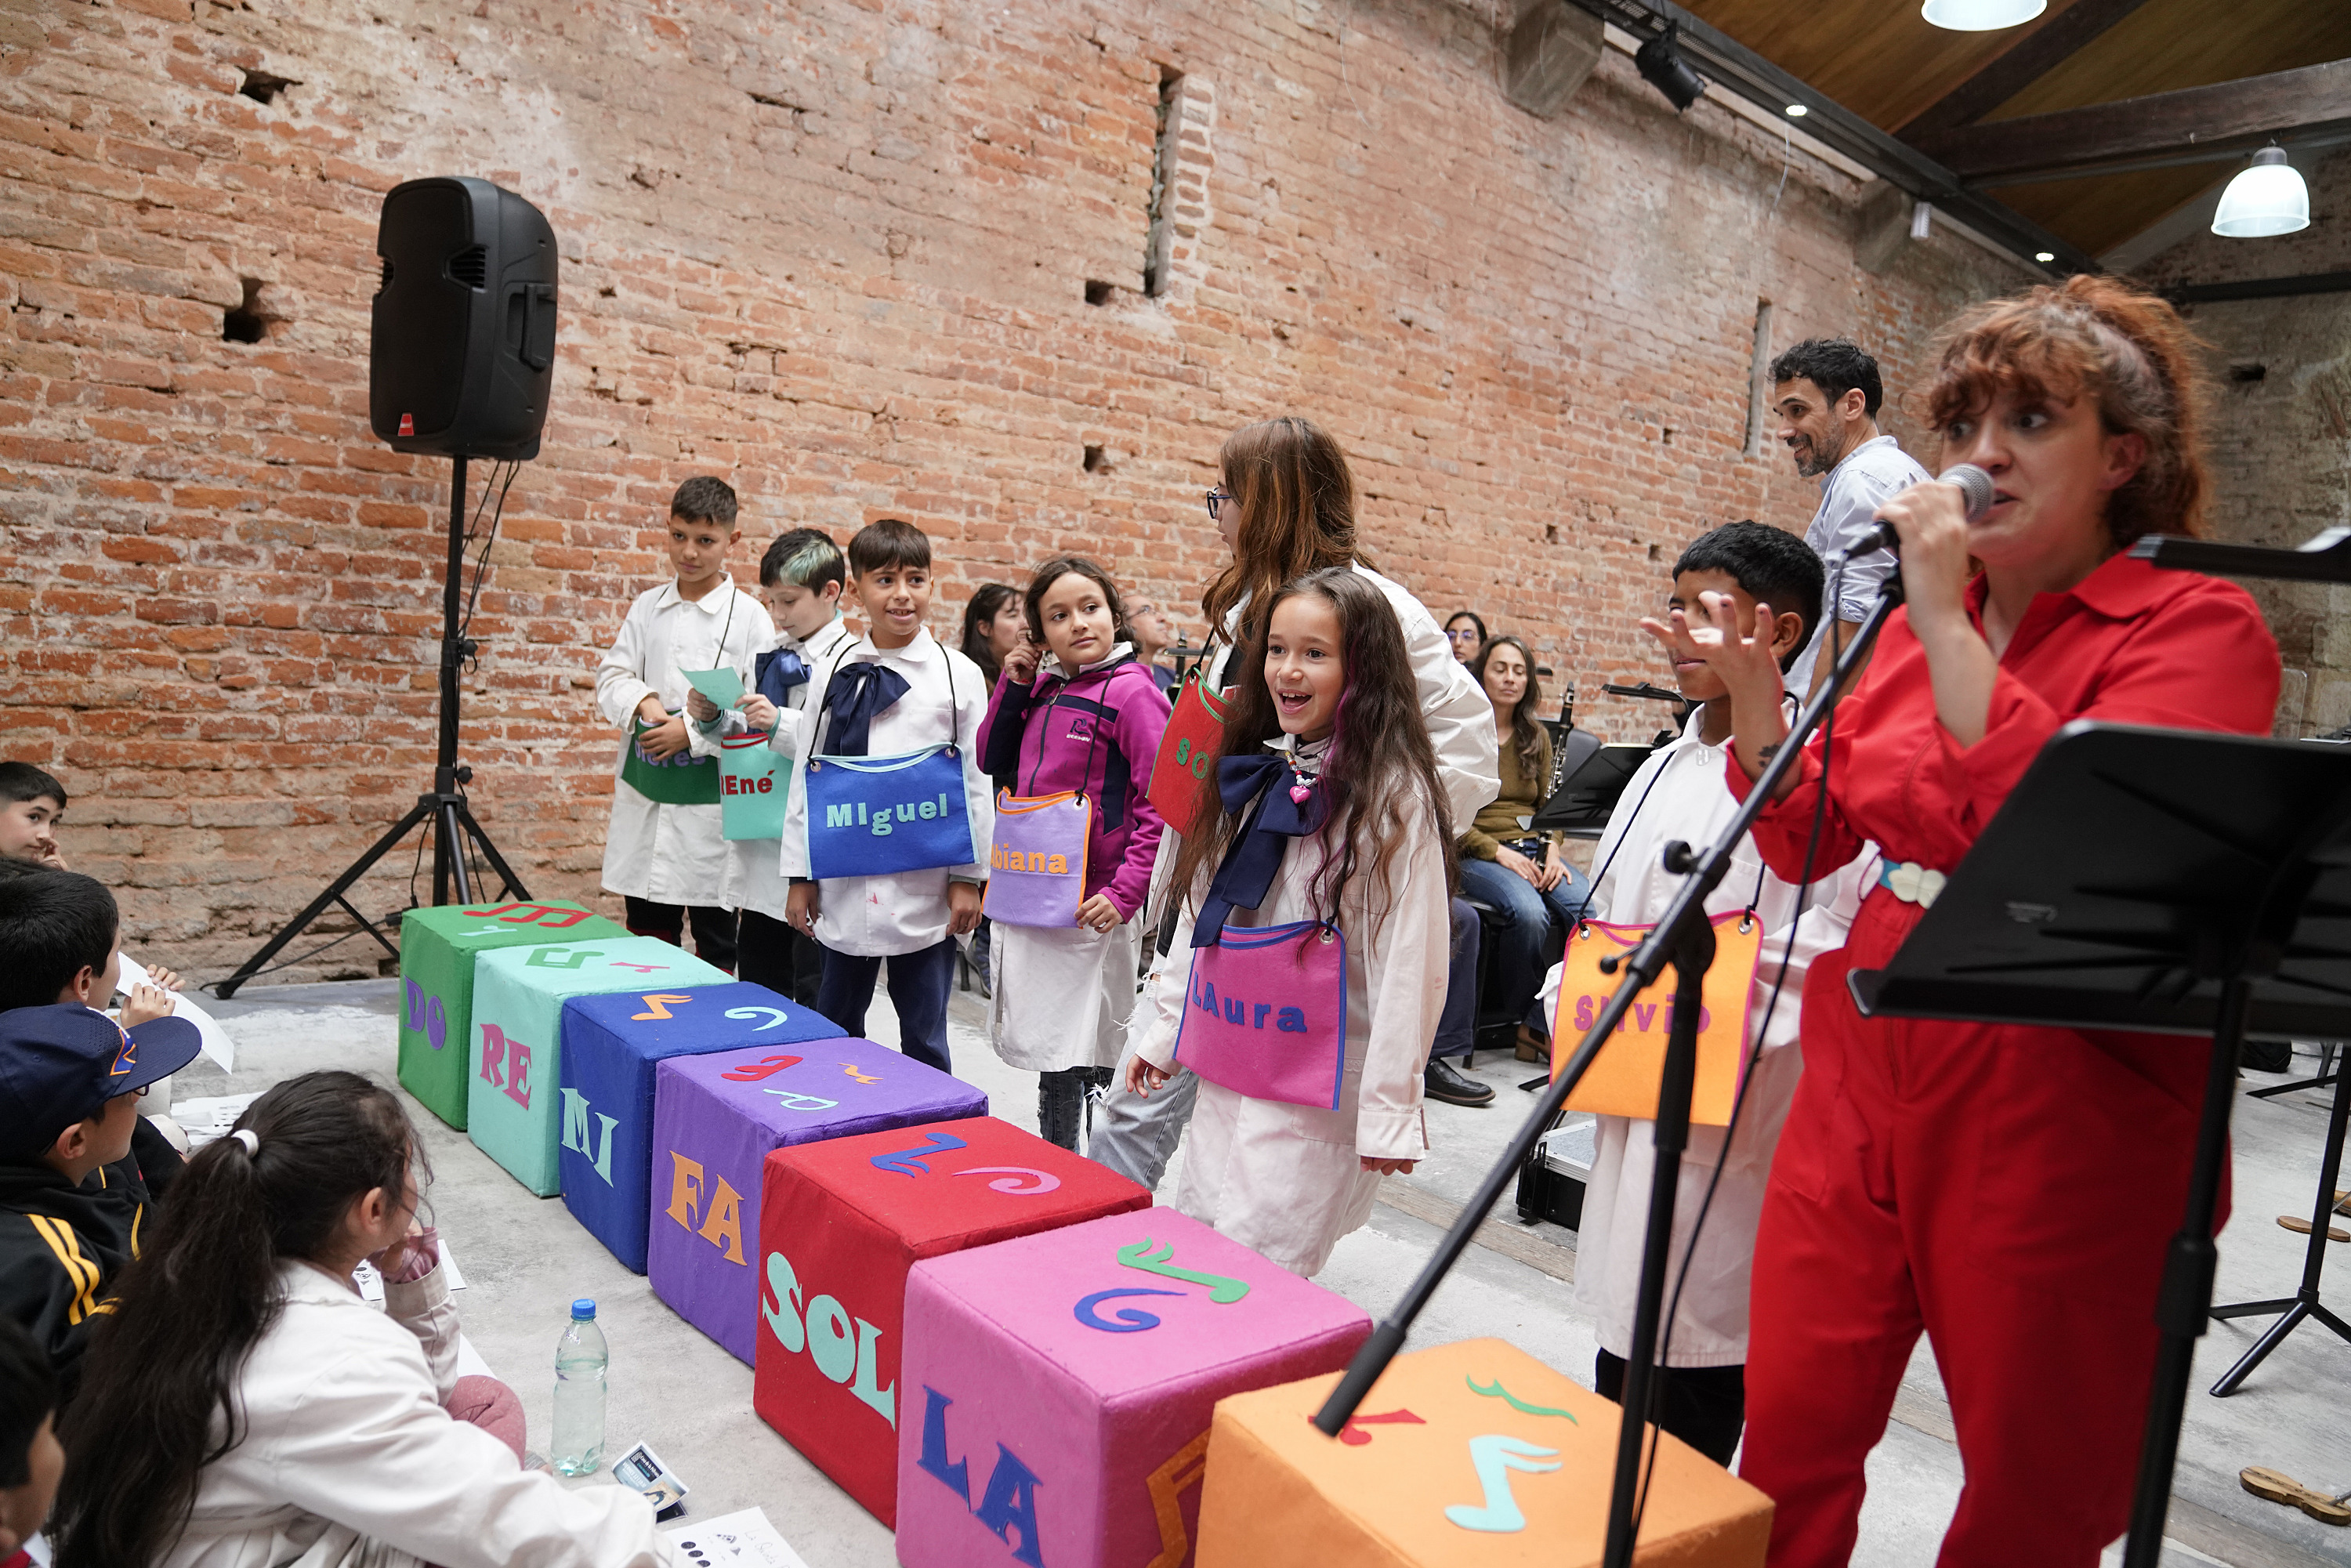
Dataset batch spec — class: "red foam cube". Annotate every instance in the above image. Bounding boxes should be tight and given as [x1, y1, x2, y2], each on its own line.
[752, 1116, 1149, 1526]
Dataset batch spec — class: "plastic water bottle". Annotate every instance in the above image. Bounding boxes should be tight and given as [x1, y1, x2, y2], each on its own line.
[552, 1298, 608, 1476]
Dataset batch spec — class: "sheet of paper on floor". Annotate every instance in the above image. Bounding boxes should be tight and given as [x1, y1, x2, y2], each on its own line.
[662, 1507, 810, 1567]
[120, 956, 235, 1070]
[171, 1092, 264, 1147]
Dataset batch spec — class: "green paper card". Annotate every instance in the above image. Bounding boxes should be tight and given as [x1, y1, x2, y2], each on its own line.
[683, 667, 746, 709]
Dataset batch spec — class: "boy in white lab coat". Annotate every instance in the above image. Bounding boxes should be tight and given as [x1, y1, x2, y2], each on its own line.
[687, 527, 857, 1004]
[595, 476, 774, 969]
[1547, 521, 1867, 1466]
[779, 520, 992, 1072]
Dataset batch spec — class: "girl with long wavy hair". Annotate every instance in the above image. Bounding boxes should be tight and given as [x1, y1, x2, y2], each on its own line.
[53, 1071, 668, 1568]
[1660, 274, 2279, 1561]
[1123, 568, 1454, 1276]
[1091, 416, 1499, 1186]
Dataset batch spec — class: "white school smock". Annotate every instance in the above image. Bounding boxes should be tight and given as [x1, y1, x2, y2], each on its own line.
[1130, 740, 1450, 1277]
[776, 628, 994, 958]
[1543, 726, 1869, 1367]
[596, 575, 774, 907]
[165, 1259, 672, 1568]
[714, 615, 857, 922]
[1202, 563, 1498, 831]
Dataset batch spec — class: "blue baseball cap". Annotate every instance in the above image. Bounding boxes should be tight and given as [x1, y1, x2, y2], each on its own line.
[0, 1004, 203, 1158]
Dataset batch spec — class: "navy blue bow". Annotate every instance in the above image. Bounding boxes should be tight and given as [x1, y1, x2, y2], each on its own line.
[755, 646, 811, 713]
[1193, 752, 1328, 946]
[822, 662, 910, 757]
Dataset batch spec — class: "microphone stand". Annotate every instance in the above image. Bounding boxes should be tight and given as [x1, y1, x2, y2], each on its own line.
[1313, 561, 1906, 1565]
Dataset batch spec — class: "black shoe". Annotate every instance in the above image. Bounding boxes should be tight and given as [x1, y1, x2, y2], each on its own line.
[1424, 1056, 1495, 1106]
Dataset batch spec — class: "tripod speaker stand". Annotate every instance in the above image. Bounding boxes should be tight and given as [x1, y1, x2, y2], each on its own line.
[216, 455, 529, 998]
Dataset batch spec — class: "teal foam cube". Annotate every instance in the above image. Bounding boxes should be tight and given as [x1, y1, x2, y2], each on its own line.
[468, 936, 731, 1193]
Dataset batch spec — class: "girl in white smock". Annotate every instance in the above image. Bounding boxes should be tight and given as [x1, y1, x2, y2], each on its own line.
[1127, 568, 1451, 1277]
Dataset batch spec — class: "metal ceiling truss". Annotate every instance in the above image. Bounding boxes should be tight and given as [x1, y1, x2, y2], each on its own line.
[1560, 0, 2097, 276]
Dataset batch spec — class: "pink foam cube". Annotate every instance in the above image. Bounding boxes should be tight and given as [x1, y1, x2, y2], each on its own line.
[897, 1207, 1372, 1568]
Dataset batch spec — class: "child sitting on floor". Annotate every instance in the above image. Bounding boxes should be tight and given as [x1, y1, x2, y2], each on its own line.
[49, 1070, 666, 1568]
[1125, 567, 1452, 1276]
[780, 520, 994, 1072]
[976, 557, 1172, 1149]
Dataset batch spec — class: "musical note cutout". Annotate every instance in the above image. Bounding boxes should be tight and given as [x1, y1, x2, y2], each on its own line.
[724, 1005, 792, 1031]
[721, 1054, 804, 1082]
[1073, 1287, 1185, 1333]
[525, 947, 601, 970]
[953, 1166, 1061, 1194]
[1116, 1238, 1250, 1302]
[841, 1062, 883, 1084]
[1444, 1435, 1561, 1534]
[870, 1130, 969, 1178]
[632, 994, 695, 1020]
[1143, 1430, 1211, 1568]
[610, 961, 666, 975]
[1334, 1409, 1426, 1446]
[1465, 1375, 1578, 1424]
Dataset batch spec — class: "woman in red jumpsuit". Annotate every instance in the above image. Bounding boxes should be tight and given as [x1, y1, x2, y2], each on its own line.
[1660, 275, 2282, 1563]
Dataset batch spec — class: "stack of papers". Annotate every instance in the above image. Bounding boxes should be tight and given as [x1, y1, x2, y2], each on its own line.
[171, 1092, 265, 1148]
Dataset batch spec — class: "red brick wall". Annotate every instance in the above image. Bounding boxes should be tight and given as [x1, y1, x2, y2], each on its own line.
[0, 0, 2028, 977]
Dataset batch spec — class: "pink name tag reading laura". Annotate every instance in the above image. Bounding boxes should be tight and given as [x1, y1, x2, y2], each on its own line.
[1172, 920, 1348, 1110]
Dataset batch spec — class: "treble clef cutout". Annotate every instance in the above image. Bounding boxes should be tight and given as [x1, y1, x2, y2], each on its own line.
[721, 1054, 804, 1082]
[725, 1005, 793, 1031]
[1444, 1435, 1561, 1534]
[1115, 1238, 1250, 1303]
[953, 1166, 1062, 1194]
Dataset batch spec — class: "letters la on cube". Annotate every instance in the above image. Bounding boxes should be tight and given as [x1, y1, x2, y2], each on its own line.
[468, 936, 730, 1196]
[397, 901, 627, 1130]
[1195, 1338, 1771, 1566]
[558, 982, 846, 1273]
[649, 1037, 990, 1368]
[896, 1207, 1371, 1568]
[753, 1117, 1150, 1529]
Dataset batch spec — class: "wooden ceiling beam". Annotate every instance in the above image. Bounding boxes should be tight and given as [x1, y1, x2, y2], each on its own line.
[1897, 0, 2156, 142]
[1913, 58, 2351, 183]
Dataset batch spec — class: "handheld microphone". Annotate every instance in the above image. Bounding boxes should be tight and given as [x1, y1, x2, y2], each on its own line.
[1846, 464, 1995, 559]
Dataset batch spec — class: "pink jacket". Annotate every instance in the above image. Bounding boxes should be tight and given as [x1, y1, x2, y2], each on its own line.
[976, 650, 1172, 920]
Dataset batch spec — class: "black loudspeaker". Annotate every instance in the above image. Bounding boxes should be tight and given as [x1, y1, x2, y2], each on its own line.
[370, 176, 559, 461]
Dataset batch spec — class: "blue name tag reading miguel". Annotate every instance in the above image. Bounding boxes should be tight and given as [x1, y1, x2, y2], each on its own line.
[803, 743, 976, 880]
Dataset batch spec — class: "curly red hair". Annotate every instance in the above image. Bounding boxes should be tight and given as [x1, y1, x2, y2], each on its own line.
[1922, 273, 2212, 547]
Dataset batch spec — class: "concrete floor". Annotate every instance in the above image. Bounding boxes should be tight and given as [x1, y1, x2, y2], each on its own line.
[178, 976, 2351, 1567]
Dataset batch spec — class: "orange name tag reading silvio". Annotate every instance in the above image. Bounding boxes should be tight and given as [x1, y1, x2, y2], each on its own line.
[1551, 910, 1764, 1126]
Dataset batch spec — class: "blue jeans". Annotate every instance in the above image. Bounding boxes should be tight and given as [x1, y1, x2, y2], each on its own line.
[1458, 854, 1591, 1031]
[1433, 897, 1481, 1059]
[814, 937, 955, 1074]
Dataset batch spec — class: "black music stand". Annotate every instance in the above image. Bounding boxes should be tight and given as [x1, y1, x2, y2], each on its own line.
[1531, 741, 1657, 840]
[1848, 721, 2351, 1568]
[2208, 1069, 2351, 1396]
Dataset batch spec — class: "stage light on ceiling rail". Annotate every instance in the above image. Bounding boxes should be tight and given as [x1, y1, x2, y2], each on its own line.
[1636, 24, 1708, 114]
[2035, 251, 2056, 263]
[1922, 0, 2046, 29]
[1784, 103, 1808, 118]
[2212, 145, 2310, 238]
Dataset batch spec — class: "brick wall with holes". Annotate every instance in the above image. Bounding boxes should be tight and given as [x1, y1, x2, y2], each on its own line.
[2138, 144, 2351, 741]
[0, 0, 2032, 979]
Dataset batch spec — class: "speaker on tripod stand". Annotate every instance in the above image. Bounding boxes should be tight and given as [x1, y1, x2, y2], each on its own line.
[219, 177, 559, 996]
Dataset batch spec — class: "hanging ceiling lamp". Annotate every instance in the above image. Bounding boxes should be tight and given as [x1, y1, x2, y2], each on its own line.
[2212, 145, 2311, 238]
[1921, 0, 2046, 29]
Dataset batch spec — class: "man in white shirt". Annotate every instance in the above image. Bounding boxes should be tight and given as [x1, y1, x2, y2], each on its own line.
[1768, 339, 1929, 701]
[594, 476, 774, 970]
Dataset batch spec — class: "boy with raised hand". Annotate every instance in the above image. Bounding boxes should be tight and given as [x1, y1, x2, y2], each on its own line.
[779, 520, 992, 1072]
[1545, 521, 1867, 1467]
[686, 527, 857, 1004]
[0, 868, 202, 1396]
[596, 475, 775, 972]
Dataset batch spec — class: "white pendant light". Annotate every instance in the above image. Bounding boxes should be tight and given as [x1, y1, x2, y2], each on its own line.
[2212, 146, 2311, 238]
[1922, 0, 2046, 30]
